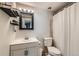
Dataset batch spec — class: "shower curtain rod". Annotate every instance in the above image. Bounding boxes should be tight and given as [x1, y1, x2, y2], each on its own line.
[53, 2, 76, 16]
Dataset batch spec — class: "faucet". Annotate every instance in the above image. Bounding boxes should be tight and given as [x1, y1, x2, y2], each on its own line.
[25, 37, 29, 40]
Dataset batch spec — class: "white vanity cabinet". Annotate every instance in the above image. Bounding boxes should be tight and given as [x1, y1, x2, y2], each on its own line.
[10, 38, 41, 56]
[10, 45, 40, 56]
[11, 47, 39, 56]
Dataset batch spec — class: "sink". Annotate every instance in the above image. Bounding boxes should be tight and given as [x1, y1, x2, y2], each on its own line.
[10, 37, 40, 45]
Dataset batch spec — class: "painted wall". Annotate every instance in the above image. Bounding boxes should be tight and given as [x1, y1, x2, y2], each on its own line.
[0, 9, 10, 56]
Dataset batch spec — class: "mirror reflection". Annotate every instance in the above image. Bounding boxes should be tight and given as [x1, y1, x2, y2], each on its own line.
[19, 13, 34, 30]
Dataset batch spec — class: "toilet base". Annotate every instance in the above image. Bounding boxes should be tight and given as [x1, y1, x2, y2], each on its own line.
[40, 48, 62, 56]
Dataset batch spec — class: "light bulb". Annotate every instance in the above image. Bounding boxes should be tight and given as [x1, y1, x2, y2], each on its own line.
[24, 9, 26, 12]
[19, 8, 22, 11]
[28, 9, 30, 13]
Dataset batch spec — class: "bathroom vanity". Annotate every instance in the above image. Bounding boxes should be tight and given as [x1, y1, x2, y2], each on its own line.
[10, 38, 41, 56]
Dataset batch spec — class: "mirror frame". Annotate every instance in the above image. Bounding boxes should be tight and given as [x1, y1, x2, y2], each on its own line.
[19, 12, 34, 30]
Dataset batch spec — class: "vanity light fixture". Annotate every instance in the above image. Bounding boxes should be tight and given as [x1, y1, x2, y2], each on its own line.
[31, 10, 34, 13]
[18, 8, 34, 13]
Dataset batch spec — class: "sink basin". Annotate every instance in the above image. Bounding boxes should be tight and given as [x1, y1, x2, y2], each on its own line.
[10, 37, 40, 45]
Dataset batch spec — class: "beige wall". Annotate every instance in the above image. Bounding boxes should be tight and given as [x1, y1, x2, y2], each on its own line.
[0, 9, 10, 55]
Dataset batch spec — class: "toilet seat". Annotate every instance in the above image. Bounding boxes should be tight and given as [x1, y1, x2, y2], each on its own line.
[48, 47, 61, 56]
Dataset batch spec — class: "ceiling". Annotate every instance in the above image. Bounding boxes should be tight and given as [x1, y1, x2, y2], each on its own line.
[18, 2, 67, 11]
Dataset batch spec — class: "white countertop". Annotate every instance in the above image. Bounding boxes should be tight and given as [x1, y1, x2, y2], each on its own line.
[10, 37, 40, 45]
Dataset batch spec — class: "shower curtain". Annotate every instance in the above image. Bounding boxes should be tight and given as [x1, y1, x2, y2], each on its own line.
[52, 3, 79, 56]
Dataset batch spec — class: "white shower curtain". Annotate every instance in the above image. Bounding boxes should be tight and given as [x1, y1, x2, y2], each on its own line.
[53, 9, 65, 55]
[53, 3, 79, 56]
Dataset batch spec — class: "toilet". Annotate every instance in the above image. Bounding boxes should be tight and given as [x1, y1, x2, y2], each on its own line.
[40, 37, 61, 56]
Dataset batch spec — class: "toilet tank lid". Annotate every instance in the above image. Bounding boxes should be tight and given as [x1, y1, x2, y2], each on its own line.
[44, 37, 53, 40]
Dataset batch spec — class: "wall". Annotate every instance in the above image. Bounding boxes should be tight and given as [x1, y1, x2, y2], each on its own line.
[0, 9, 10, 55]
[15, 3, 51, 46]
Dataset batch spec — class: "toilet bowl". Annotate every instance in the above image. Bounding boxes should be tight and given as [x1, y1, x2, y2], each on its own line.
[48, 47, 61, 56]
[40, 37, 61, 56]
[40, 47, 61, 56]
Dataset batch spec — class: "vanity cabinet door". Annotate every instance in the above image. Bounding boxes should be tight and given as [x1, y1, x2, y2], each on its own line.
[11, 47, 40, 56]
[11, 49, 27, 56]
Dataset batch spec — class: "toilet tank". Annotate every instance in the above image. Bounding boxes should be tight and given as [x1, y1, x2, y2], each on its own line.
[44, 37, 53, 47]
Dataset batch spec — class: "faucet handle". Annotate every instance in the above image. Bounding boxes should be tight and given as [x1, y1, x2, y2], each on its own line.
[25, 37, 29, 40]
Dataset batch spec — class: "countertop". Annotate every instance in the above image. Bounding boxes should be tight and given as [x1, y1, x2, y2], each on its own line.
[10, 37, 40, 45]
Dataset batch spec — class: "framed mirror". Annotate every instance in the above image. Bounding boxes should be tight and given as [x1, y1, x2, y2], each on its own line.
[19, 12, 34, 30]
